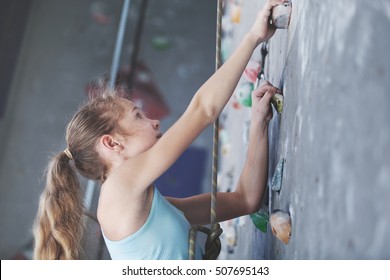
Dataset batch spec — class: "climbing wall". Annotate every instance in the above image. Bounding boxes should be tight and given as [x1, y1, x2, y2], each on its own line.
[219, 0, 390, 259]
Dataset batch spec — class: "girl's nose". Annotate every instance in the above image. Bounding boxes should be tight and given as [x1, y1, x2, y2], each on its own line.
[152, 119, 160, 130]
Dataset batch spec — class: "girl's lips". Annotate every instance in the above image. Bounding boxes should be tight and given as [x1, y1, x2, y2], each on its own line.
[156, 133, 163, 139]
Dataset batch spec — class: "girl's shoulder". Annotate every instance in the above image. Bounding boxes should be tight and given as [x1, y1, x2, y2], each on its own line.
[97, 182, 153, 241]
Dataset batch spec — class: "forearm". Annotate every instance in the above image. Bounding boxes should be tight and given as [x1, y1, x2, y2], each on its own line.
[168, 122, 269, 225]
[193, 33, 259, 121]
[236, 120, 269, 214]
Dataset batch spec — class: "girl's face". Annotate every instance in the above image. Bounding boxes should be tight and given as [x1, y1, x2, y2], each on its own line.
[116, 98, 162, 158]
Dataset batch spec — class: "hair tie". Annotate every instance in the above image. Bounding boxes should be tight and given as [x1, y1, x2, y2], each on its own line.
[64, 148, 74, 160]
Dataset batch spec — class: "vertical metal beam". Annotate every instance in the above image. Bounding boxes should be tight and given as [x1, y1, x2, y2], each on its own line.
[85, 0, 131, 215]
[108, 0, 131, 90]
[127, 0, 149, 91]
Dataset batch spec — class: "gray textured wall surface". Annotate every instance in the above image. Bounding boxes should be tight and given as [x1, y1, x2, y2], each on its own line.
[218, 0, 390, 260]
[266, 0, 390, 259]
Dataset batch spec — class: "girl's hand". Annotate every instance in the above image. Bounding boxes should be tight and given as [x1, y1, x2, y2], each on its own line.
[251, 80, 282, 124]
[249, 0, 289, 44]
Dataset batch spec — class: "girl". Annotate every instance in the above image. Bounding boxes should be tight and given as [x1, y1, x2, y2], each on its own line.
[33, 0, 284, 260]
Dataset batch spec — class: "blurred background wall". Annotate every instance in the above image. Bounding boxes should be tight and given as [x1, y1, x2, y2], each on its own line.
[0, 0, 216, 259]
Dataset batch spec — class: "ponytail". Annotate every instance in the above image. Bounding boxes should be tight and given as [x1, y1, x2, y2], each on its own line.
[33, 94, 125, 259]
[33, 151, 84, 259]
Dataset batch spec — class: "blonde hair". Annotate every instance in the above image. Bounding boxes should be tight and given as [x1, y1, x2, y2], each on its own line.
[33, 94, 125, 259]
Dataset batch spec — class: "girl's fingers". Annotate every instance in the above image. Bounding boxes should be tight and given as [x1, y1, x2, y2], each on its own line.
[262, 88, 277, 104]
[252, 86, 267, 97]
[252, 82, 280, 98]
[263, 0, 288, 15]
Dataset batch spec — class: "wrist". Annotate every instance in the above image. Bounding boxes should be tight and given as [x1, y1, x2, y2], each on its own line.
[250, 119, 269, 137]
[245, 32, 262, 47]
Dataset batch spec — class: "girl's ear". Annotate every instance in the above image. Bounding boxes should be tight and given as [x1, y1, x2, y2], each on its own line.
[100, 134, 122, 152]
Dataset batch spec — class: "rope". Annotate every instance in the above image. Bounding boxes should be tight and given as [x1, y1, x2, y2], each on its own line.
[189, 0, 223, 260]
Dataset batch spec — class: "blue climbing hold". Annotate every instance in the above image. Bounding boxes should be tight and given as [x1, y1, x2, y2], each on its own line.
[271, 158, 285, 192]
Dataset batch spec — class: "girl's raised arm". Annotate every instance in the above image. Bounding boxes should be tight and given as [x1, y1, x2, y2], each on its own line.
[112, 0, 285, 192]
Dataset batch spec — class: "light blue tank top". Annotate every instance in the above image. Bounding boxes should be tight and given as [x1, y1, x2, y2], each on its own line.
[102, 187, 203, 260]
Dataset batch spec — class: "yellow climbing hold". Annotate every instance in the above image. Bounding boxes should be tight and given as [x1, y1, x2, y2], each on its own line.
[271, 93, 284, 113]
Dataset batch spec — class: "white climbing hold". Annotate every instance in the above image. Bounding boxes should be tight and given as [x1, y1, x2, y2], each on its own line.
[272, 2, 292, 29]
[225, 223, 237, 247]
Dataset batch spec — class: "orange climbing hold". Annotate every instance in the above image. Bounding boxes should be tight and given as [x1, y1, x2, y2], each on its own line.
[270, 210, 292, 244]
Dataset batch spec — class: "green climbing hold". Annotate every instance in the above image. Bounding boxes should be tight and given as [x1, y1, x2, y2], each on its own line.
[151, 35, 172, 51]
[235, 82, 254, 107]
[250, 209, 269, 233]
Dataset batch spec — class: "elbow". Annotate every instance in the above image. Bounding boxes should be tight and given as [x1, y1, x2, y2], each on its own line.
[237, 186, 263, 215]
[204, 105, 218, 124]
[192, 95, 219, 125]
[247, 201, 261, 214]
[242, 192, 262, 214]
[247, 188, 265, 214]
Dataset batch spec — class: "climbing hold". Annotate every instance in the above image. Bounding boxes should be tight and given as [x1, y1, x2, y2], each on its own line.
[250, 208, 269, 233]
[231, 99, 242, 110]
[225, 224, 236, 247]
[235, 82, 254, 107]
[271, 158, 285, 192]
[219, 128, 229, 145]
[221, 15, 234, 62]
[151, 35, 172, 51]
[271, 93, 284, 114]
[270, 210, 291, 244]
[230, 3, 241, 23]
[219, 128, 232, 156]
[221, 36, 233, 63]
[244, 60, 262, 83]
[221, 143, 232, 157]
[90, 2, 112, 25]
[272, 2, 292, 29]
[242, 120, 251, 146]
